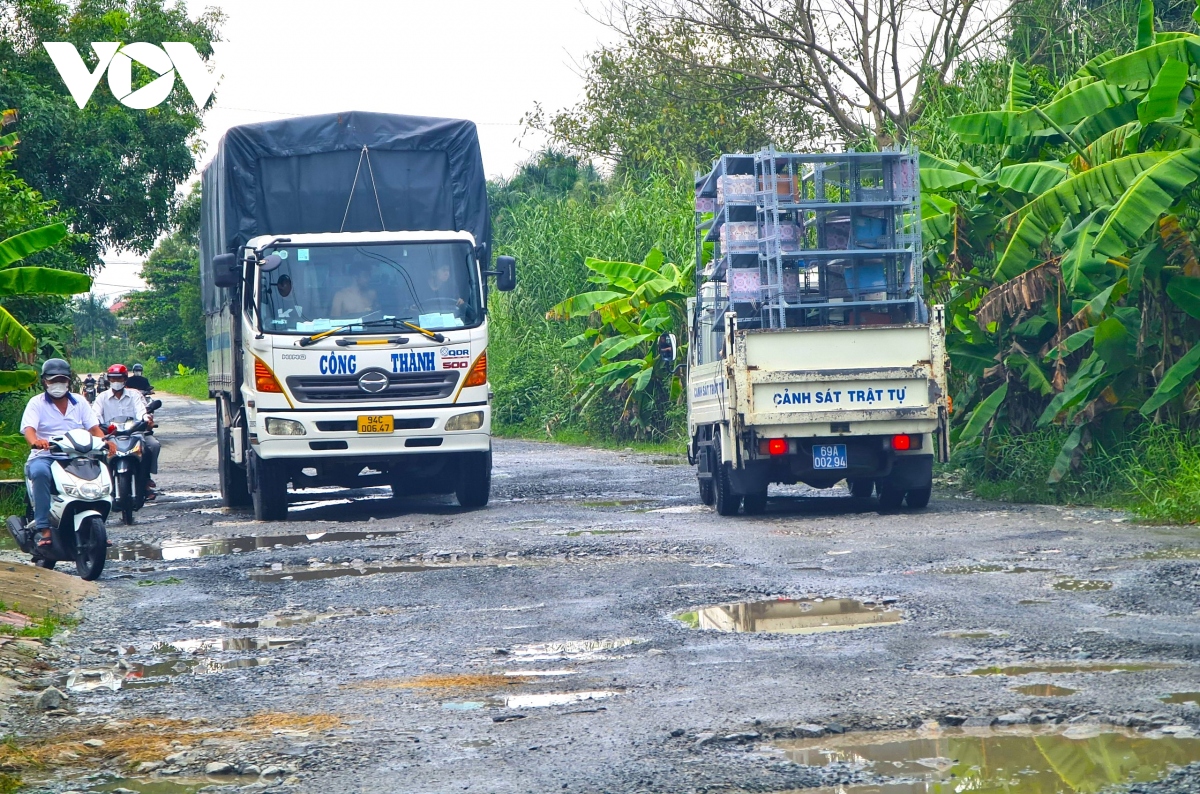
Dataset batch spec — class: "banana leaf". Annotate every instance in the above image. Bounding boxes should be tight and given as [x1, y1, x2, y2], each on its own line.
[1166, 273, 1200, 318]
[997, 161, 1068, 195]
[1051, 76, 1099, 102]
[1007, 352, 1055, 395]
[601, 333, 654, 361]
[1006, 60, 1035, 111]
[0, 370, 37, 392]
[546, 290, 625, 320]
[1057, 210, 1107, 294]
[0, 306, 34, 355]
[1073, 50, 1119, 80]
[0, 267, 92, 297]
[1072, 101, 1142, 145]
[1043, 80, 1139, 126]
[1048, 426, 1086, 483]
[584, 256, 661, 287]
[1138, 0, 1155, 49]
[1136, 58, 1189, 124]
[948, 111, 1036, 145]
[1044, 327, 1098, 361]
[1039, 354, 1107, 424]
[575, 336, 625, 372]
[957, 382, 1008, 446]
[922, 194, 957, 240]
[1093, 149, 1200, 256]
[1093, 316, 1133, 369]
[1100, 37, 1200, 88]
[0, 223, 67, 269]
[1141, 342, 1200, 413]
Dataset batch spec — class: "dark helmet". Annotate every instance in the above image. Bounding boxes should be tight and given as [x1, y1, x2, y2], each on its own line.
[131, 363, 144, 373]
[40, 358, 70, 379]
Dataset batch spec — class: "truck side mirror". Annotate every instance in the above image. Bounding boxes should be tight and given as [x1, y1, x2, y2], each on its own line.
[658, 332, 678, 363]
[212, 253, 239, 289]
[495, 255, 516, 292]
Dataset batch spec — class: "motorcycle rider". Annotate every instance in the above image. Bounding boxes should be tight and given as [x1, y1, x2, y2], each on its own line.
[95, 364, 160, 498]
[82, 373, 96, 404]
[20, 359, 109, 549]
[127, 363, 152, 395]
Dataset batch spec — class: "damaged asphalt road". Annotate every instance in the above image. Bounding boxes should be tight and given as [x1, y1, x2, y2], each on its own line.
[10, 393, 1200, 793]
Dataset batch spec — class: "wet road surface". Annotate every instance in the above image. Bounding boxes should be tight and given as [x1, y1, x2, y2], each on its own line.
[22, 393, 1200, 793]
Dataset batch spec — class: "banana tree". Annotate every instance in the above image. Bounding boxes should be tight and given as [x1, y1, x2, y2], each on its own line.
[547, 247, 692, 438]
[925, 0, 1200, 482]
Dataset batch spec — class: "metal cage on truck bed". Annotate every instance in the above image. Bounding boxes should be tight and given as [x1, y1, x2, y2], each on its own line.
[694, 147, 922, 332]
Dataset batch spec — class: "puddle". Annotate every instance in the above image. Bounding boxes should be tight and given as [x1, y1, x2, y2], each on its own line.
[1161, 692, 1200, 705]
[1014, 684, 1078, 696]
[95, 780, 208, 793]
[1053, 579, 1112, 591]
[65, 667, 121, 692]
[969, 662, 1176, 676]
[942, 564, 1051, 574]
[109, 529, 409, 561]
[200, 609, 361, 629]
[675, 598, 902, 635]
[775, 726, 1200, 793]
[1019, 599, 1051, 604]
[580, 499, 652, 508]
[938, 630, 1008, 639]
[562, 529, 640, 537]
[124, 656, 271, 688]
[505, 637, 648, 661]
[152, 637, 298, 653]
[443, 691, 618, 710]
[249, 558, 518, 583]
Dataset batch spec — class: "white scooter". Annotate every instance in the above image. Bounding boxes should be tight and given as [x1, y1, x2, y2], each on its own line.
[6, 429, 111, 580]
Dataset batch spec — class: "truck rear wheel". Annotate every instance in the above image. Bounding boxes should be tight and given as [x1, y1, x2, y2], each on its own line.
[698, 477, 715, 506]
[905, 485, 932, 509]
[711, 441, 741, 517]
[742, 490, 768, 515]
[848, 478, 874, 498]
[876, 481, 905, 511]
[455, 450, 491, 509]
[217, 404, 251, 508]
[250, 451, 289, 521]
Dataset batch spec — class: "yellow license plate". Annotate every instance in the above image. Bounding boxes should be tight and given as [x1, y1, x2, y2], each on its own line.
[357, 415, 393, 434]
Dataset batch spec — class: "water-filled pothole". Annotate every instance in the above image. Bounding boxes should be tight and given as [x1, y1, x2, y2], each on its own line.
[442, 691, 618, 710]
[198, 609, 362, 629]
[1053, 579, 1113, 591]
[775, 726, 1200, 793]
[968, 662, 1175, 676]
[675, 598, 902, 635]
[94, 779, 208, 793]
[1161, 692, 1200, 705]
[249, 558, 520, 583]
[941, 564, 1052, 574]
[109, 529, 409, 561]
[1014, 684, 1078, 696]
[938, 630, 1009, 639]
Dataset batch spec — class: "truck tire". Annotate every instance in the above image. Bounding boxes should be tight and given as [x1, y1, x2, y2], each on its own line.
[250, 451, 289, 521]
[848, 478, 874, 498]
[876, 481, 905, 511]
[905, 485, 932, 509]
[711, 441, 741, 517]
[455, 450, 491, 509]
[742, 490, 768, 515]
[698, 477, 715, 506]
[217, 404, 251, 508]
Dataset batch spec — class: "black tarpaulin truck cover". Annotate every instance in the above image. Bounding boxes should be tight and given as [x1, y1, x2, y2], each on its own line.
[199, 111, 490, 314]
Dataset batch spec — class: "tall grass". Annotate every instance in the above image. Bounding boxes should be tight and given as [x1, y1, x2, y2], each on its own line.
[489, 169, 693, 441]
[956, 425, 1200, 523]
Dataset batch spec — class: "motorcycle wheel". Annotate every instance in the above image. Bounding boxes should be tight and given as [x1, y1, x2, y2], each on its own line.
[75, 516, 106, 581]
[5, 515, 27, 550]
[35, 558, 55, 570]
[118, 470, 135, 525]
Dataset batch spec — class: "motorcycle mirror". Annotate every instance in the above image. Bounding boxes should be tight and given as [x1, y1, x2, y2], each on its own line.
[147, 399, 162, 412]
[107, 424, 116, 434]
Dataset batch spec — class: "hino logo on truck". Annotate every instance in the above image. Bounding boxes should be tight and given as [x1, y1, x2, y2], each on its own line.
[42, 43, 217, 110]
[391, 351, 436, 373]
[357, 371, 389, 393]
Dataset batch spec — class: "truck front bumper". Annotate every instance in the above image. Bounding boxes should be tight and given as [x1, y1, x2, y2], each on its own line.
[249, 404, 491, 460]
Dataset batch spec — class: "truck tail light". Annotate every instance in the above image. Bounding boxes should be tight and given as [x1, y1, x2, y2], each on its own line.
[759, 438, 788, 455]
[254, 357, 284, 393]
[891, 434, 917, 451]
[463, 351, 487, 388]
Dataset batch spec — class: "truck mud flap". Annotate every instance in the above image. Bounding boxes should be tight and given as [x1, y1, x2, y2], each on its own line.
[876, 455, 933, 491]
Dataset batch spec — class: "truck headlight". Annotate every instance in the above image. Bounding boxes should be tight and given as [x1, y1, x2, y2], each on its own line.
[264, 418, 306, 436]
[445, 411, 484, 431]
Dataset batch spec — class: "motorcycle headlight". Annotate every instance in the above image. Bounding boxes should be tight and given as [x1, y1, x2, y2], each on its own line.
[264, 418, 306, 436]
[77, 480, 110, 500]
[61, 483, 80, 498]
[445, 411, 484, 431]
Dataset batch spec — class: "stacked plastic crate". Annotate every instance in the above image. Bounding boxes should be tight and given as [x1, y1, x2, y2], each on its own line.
[695, 147, 922, 331]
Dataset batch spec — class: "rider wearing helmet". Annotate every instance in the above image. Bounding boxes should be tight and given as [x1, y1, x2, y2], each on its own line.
[20, 359, 106, 547]
[126, 363, 151, 395]
[95, 364, 160, 496]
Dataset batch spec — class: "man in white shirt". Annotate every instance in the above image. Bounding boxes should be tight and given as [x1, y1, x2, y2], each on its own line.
[21, 359, 106, 547]
[95, 364, 160, 495]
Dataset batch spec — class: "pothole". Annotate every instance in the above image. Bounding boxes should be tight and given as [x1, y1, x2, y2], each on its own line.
[502, 637, 648, 662]
[442, 691, 619, 710]
[968, 662, 1177, 676]
[1053, 579, 1113, 591]
[1013, 684, 1079, 696]
[675, 597, 902, 635]
[249, 558, 522, 583]
[938, 630, 1009, 639]
[94, 779, 209, 793]
[1140, 548, 1200, 559]
[774, 726, 1200, 793]
[1161, 692, 1200, 705]
[197, 609, 364, 629]
[941, 564, 1052, 574]
[109, 529, 410, 561]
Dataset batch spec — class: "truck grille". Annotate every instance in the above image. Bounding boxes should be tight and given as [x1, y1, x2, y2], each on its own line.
[314, 418, 436, 432]
[286, 371, 459, 403]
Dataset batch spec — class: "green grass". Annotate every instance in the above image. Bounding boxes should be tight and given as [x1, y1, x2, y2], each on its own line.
[955, 424, 1200, 523]
[152, 372, 210, 401]
[494, 423, 686, 455]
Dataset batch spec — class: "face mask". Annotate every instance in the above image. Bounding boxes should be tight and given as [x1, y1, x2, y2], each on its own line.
[46, 383, 68, 399]
[111, 381, 125, 392]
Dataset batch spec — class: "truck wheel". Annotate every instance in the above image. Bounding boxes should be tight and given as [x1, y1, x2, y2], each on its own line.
[698, 477, 715, 506]
[711, 443, 741, 517]
[742, 490, 768, 515]
[848, 478, 874, 498]
[456, 450, 491, 509]
[217, 404, 251, 508]
[250, 451, 289, 521]
[905, 485, 932, 509]
[876, 481, 905, 511]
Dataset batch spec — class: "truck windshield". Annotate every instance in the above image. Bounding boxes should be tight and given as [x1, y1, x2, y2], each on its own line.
[258, 241, 481, 334]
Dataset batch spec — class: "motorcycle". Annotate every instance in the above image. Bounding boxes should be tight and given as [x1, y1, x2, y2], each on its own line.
[106, 398, 162, 525]
[6, 429, 111, 580]
[83, 376, 96, 405]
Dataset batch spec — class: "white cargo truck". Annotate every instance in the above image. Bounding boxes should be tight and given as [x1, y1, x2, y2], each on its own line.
[685, 148, 949, 515]
[200, 113, 515, 520]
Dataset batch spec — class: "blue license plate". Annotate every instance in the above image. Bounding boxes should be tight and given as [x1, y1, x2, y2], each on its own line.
[813, 444, 848, 470]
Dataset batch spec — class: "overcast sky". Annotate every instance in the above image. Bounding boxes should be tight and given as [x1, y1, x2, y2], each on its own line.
[96, 0, 616, 298]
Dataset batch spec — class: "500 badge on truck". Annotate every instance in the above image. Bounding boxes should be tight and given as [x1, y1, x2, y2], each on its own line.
[440, 346, 470, 370]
